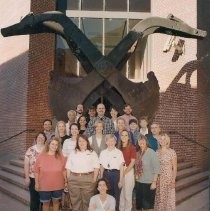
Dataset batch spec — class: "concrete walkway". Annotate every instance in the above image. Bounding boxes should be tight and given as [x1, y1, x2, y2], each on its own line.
[177, 188, 209, 211]
[0, 191, 28, 211]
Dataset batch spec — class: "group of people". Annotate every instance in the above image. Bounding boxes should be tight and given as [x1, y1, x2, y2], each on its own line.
[24, 103, 177, 211]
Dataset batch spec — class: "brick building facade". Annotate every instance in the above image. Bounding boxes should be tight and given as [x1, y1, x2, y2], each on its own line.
[0, 0, 209, 169]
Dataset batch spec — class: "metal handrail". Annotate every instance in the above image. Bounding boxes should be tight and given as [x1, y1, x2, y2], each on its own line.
[0, 129, 35, 144]
[169, 131, 210, 151]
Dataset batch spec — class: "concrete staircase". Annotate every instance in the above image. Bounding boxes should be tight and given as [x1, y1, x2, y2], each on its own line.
[0, 156, 209, 208]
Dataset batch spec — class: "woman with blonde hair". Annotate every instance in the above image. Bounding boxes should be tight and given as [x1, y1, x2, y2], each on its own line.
[55, 120, 70, 146]
[34, 138, 67, 211]
[154, 133, 177, 211]
[88, 120, 107, 156]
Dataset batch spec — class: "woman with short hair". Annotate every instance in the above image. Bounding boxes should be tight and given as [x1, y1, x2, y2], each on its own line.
[66, 134, 100, 211]
[135, 135, 160, 211]
[89, 178, 116, 211]
[88, 120, 107, 156]
[99, 134, 125, 211]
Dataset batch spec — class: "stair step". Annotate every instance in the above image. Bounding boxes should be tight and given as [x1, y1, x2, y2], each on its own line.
[0, 169, 26, 189]
[176, 180, 209, 205]
[176, 167, 202, 181]
[0, 164, 24, 177]
[177, 157, 184, 163]
[177, 162, 193, 171]
[19, 155, 25, 161]
[176, 171, 209, 191]
[0, 178, 29, 205]
[10, 159, 24, 168]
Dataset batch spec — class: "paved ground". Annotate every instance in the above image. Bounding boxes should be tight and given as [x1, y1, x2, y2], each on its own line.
[177, 188, 209, 211]
[0, 188, 209, 211]
[0, 191, 28, 211]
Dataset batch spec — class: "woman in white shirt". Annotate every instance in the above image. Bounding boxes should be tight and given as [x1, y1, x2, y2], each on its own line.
[88, 120, 106, 156]
[99, 134, 125, 211]
[66, 134, 100, 211]
[62, 123, 79, 157]
[89, 178, 116, 211]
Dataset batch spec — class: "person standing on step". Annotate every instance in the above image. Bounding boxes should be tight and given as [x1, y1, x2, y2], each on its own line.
[88, 120, 107, 157]
[118, 129, 136, 211]
[99, 134, 125, 211]
[24, 132, 47, 211]
[66, 134, 100, 211]
[147, 123, 161, 152]
[43, 119, 55, 143]
[66, 110, 77, 136]
[34, 138, 67, 211]
[135, 135, 160, 211]
[85, 103, 115, 137]
[154, 133, 177, 211]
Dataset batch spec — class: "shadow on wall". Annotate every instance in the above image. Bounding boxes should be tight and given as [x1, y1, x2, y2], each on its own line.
[0, 51, 29, 158]
[154, 59, 209, 168]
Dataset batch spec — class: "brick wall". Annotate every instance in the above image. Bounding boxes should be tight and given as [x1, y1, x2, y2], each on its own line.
[0, 52, 29, 158]
[150, 0, 210, 168]
[26, 0, 56, 148]
[0, 0, 30, 158]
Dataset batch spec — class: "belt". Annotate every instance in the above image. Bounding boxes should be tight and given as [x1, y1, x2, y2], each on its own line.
[70, 171, 93, 176]
[104, 169, 119, 172]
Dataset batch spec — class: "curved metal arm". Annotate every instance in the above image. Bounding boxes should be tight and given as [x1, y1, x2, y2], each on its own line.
[108, 14, 207, 67]
[1, 11, 103, 73]
[1, 12, 207, 72]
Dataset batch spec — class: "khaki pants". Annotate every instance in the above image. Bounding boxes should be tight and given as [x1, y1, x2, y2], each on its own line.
[68, 173, 96, 211]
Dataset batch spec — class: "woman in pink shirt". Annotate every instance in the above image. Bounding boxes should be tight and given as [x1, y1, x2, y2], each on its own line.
[34, 137, 67, 211]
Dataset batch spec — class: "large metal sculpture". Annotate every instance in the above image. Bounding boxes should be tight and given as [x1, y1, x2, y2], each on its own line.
[1, 12, 207, 120]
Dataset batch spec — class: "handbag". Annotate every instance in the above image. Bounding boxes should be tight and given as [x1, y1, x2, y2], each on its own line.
[61, 189, 72, 211]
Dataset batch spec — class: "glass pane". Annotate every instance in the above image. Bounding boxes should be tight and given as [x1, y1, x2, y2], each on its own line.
[82, 0, 103, 10]
[67, 0, 79, 10]
[129, 0, 151, 12]
[105, 0, 127, 11]
[80, 18, 103, 52]
[105, 19, 127, 55]
[55, 18, 79, 76]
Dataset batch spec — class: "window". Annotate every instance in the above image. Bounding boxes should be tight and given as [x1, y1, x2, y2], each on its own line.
[81, 0, 103, 10]
[105, 0, 127, 11]
[67, 0, 79, 10]
[56, 0, 151, 81]
[129, 0, 150, 12]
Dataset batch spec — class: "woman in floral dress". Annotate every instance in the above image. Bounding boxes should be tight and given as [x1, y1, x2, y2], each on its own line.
[24, 132, 47, 211]
[154, 133, 177, 211]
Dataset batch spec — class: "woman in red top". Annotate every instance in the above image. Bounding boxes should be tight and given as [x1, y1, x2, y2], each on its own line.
[118, 129, 136, 211]
[34, 137, 67, 211]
